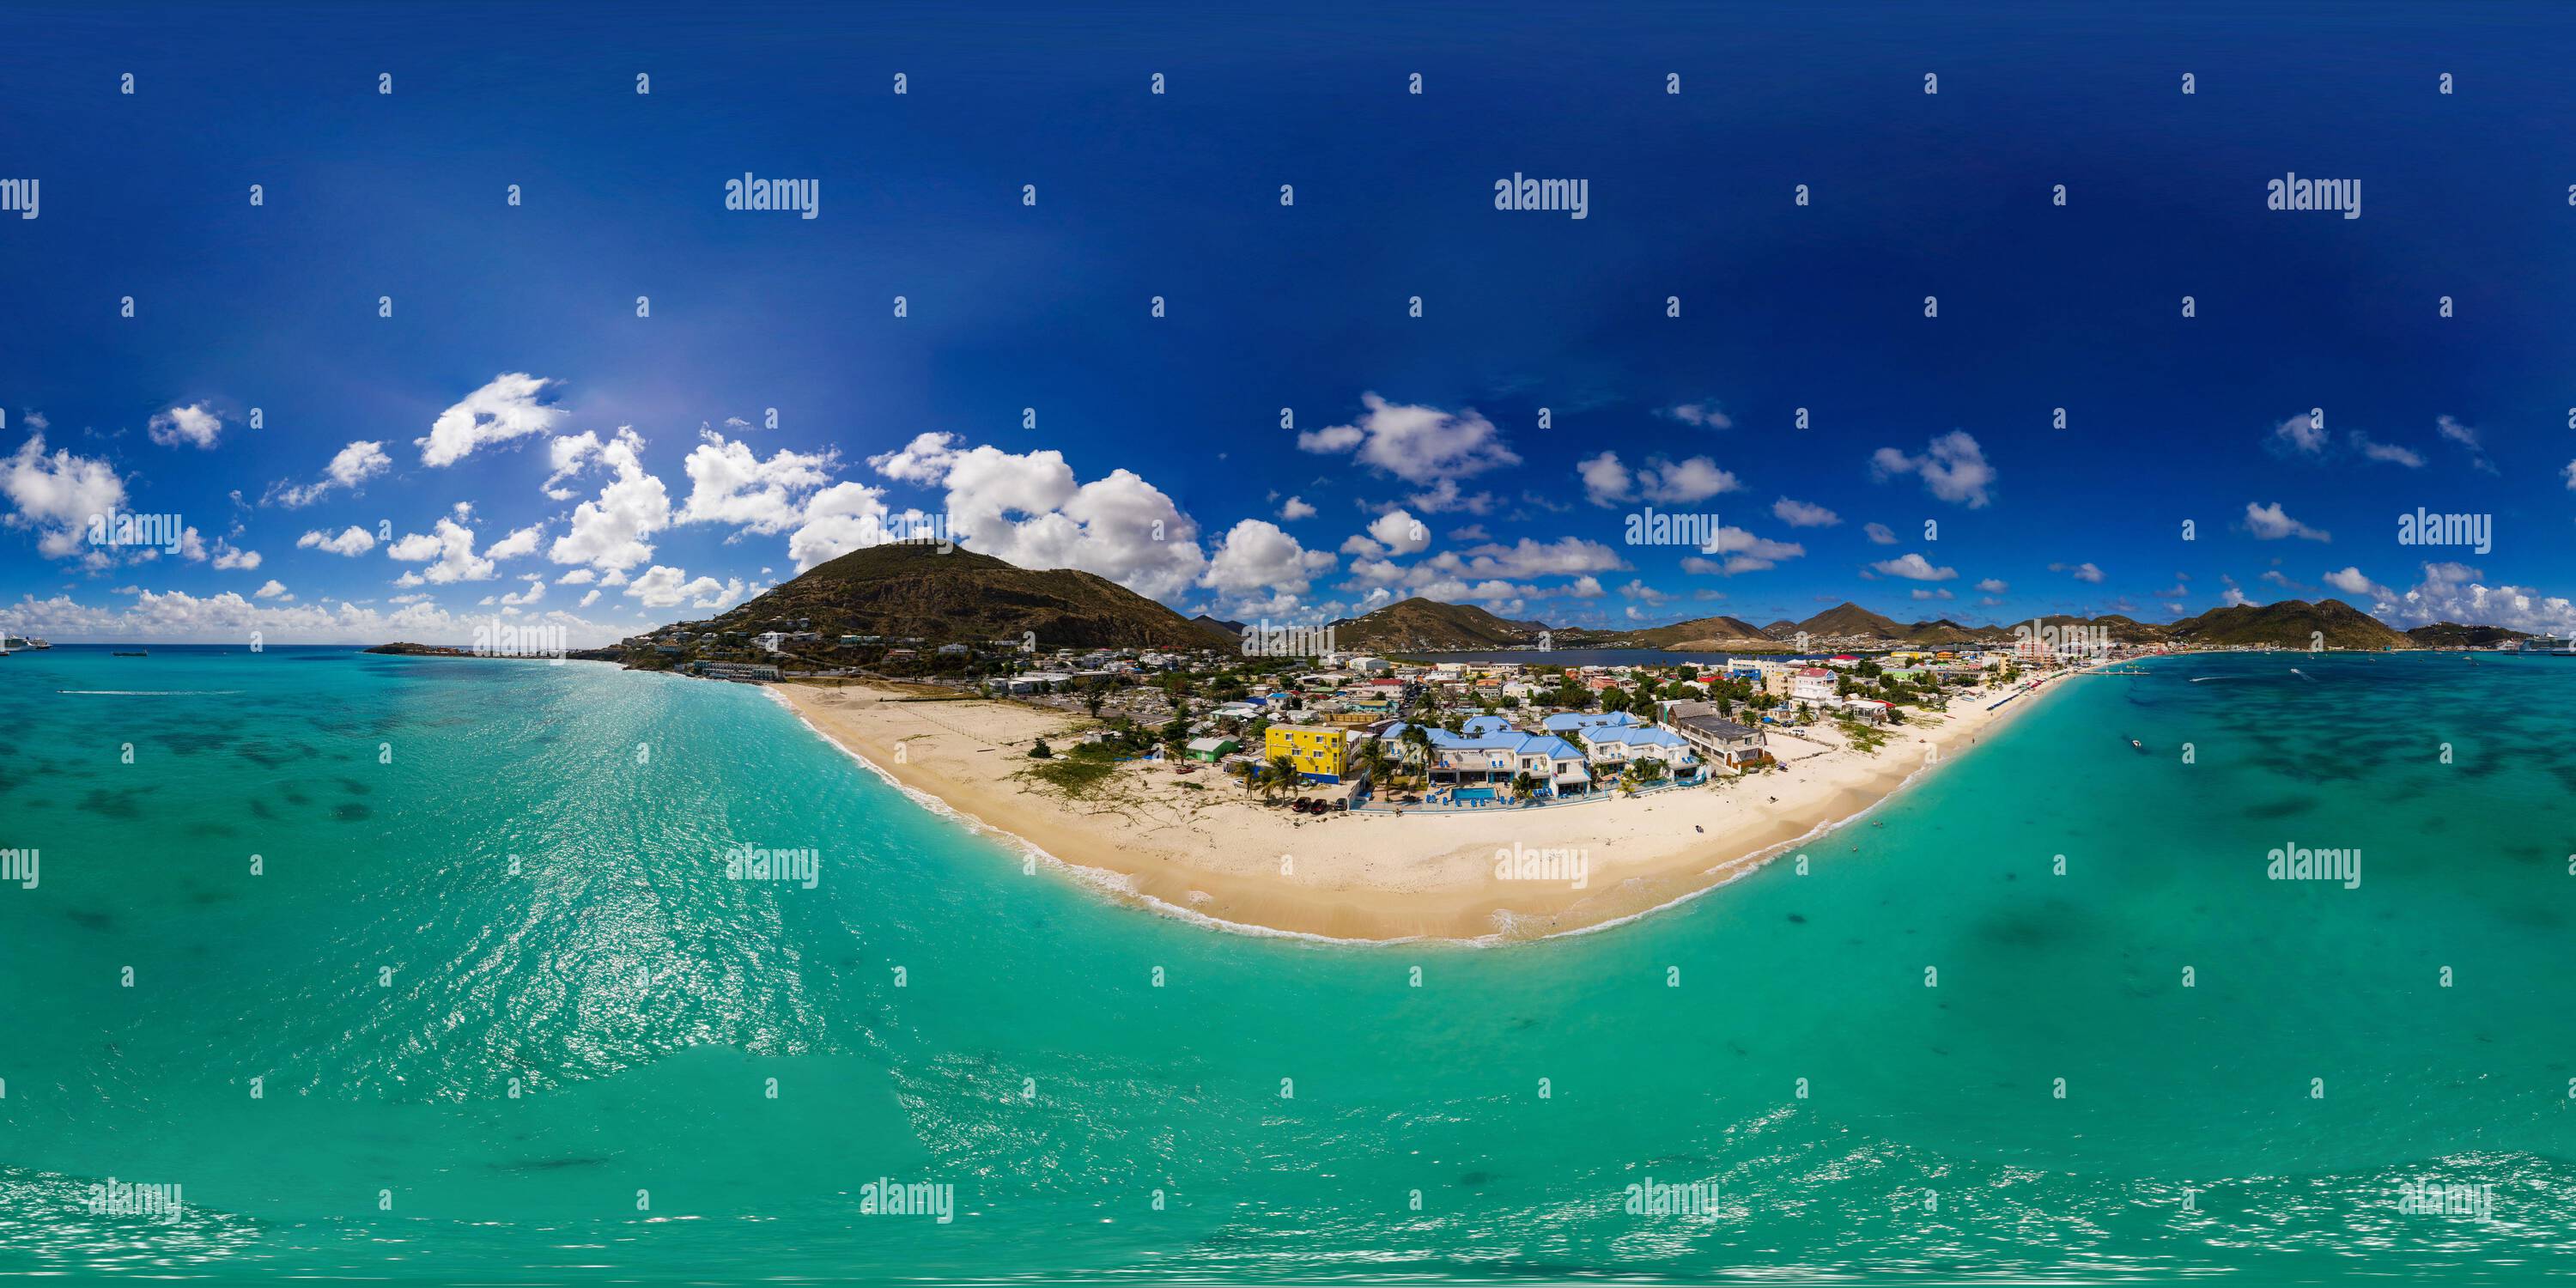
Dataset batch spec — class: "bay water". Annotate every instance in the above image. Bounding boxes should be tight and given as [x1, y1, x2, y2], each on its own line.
[3, 646, 2571, 1280]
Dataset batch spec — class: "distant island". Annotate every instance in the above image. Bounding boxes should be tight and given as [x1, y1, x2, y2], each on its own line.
[363, 641, 621, 661]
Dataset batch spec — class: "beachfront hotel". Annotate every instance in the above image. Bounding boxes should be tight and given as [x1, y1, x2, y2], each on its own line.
[1380, 716, 1598, 797]
[1658, 701, 1777, 770]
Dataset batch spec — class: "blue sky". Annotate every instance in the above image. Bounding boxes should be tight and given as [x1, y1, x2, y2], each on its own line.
[6, 2, 2576, 644]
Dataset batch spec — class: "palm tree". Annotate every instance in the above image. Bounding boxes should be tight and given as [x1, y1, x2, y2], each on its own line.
[1511, 770, 1540, 802]
[1400, 724, 1432, 787]
[1268, 752, 1303, 802]
[1354, 737, 1387, 787]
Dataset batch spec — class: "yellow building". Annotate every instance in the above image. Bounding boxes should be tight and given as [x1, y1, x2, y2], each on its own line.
[1264, 725, 1347, 782]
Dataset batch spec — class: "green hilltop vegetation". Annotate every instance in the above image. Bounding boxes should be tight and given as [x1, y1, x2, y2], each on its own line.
[690, 543, 1236, 651]
[1324, 598, 1549, 651]
[2402, 621, 2530, 648]
[1325, 595, 2464, 654]
[623, 545, 2509, 660]
[2162, 598, 2409, 650]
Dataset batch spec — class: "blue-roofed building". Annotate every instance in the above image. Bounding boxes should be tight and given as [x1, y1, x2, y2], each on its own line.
[1577, 724, 1703, 780]
[1541, 710, 1637, 734]
[1461, 714, 1516, 736]
[1403, 723, 1594, 797]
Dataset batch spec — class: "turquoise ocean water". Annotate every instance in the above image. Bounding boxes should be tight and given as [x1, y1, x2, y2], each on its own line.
[4, 645, 2575, 1282]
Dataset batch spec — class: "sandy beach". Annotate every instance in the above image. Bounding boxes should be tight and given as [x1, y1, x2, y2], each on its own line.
[768, 668, 2093, 943]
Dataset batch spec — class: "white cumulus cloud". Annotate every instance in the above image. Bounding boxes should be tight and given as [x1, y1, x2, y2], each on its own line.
[1869, 431, 1996, 507]
[1296, 393, 1520, 485]
[417, 373, 569, 467]
[4, 433, 128, 559]
[298, 526, 377, 556]
[147, 403, 224, 449]
[389, 517, 498, 583]
[2245, 501, 2330, 542]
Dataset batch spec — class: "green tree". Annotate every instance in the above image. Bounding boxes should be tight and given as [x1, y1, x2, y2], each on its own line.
[1267, 752, 1303, 801]
[1400, 724, 1433, 784]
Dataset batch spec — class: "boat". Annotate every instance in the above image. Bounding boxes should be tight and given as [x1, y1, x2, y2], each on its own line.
[112, 650, 149, 657]
[2519, 635, 2575, 657]
[2126, 736, 2145, 751]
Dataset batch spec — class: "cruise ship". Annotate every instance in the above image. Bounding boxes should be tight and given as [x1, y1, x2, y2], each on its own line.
[2518, 635, 2574, 656]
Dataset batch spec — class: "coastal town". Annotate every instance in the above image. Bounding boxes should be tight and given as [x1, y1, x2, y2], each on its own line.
[959, 642, 2032, 811]
[548, 546, 2528, 939]
[741, 629, 2119, 939]
[617, 612, 2091, 811]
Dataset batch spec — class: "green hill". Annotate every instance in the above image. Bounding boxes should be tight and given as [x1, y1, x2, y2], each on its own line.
[2405, 622, 2529, 648]
[1794, 602, 1905, 640]
[1330, 598, 1543, 651]
[690, 544, 1234, 650]
[2166, 598, 2409, 649]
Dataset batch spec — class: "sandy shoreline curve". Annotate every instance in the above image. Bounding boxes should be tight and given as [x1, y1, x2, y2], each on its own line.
[766, 665, 2099, 944]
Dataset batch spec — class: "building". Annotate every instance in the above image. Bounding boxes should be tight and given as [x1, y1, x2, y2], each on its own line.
[1838, 696, 1894, 724]
[1789, 667, 1838, 704]
[1662, 701, 1773, 769]
[1265, 725, 1350, 783]
[1385, 721, 1592, 797]
[694, 661, 781, 683]
[1185, 737, 1239, 762]
[1577, 724, 1702, 777]
[987, 671, 1075, 695]
[1541, 710, 1637, 734]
